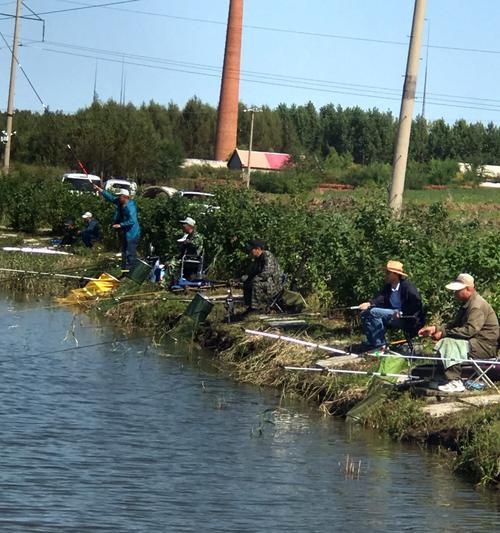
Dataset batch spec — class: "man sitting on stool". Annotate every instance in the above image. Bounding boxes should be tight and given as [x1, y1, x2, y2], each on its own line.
[418, 273, 499, 393]
[243, 240, 283, 312]
[357, 260, 424, 352]
[81, 211, 101, 248]
[177, 217, 204, 279]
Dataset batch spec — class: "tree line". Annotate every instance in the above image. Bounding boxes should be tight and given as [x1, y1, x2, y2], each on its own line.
[3, 97, 500, 182]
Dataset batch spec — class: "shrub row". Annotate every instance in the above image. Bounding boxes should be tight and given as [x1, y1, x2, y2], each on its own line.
[0, 172, 498, 316]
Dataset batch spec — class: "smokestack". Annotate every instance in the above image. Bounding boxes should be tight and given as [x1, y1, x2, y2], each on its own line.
[214, 0, 243, 161]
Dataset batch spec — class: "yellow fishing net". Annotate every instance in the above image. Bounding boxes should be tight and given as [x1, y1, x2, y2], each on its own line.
[57, 273, 120, 304]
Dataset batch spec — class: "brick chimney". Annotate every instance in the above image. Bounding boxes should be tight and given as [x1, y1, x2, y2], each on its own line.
[214, 0, 243, 161]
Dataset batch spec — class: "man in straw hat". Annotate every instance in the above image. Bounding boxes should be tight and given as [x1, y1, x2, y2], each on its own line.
[94, 184, 140, 272]
[357, 260, 424, 351]
[418, 273, 499, 392]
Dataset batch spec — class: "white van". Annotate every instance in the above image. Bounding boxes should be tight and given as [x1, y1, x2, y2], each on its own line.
[62, 173, 101, 193]
[104, 178, 138, 197]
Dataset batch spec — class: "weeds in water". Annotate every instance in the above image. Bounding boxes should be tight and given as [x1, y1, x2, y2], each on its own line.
[339, 454, 364, 480]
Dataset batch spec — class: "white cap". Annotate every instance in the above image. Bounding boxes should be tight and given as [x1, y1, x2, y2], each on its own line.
[180, 217, 196, 226]
[82, 211, 92, 219]
[445, 273, 475, 291]
[117, 188, 130, 197]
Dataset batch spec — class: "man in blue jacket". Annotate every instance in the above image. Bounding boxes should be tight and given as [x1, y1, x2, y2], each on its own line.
[94, 185, 140, 271]
[81, 211, 101, 248]
[357, 260, 425, 351]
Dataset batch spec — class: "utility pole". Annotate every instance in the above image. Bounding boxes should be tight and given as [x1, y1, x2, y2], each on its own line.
[389, 0, 427, 213]
[421, 19, 431, 118]
[244, 108, 261, 188]
[2, 0, 22, 175]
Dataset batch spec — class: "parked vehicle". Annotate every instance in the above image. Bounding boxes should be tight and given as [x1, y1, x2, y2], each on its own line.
[141, 185, 178, 198]
[105, 178, 138, 196]
[176, 190, 220, 213]
[62, 173, 101, 193]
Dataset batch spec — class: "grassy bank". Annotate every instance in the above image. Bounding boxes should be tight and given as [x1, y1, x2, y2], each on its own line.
[0, 249, 498, 488]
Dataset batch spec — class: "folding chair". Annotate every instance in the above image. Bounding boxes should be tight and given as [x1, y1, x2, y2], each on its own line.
[179, 252, 205, 281]
[464, 357, 499, 391]
[266, 274, 287, 313]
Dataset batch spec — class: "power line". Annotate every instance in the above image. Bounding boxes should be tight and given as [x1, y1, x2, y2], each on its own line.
[22, 37, 500, 110]
[0, 0, 139, 20]
[38, 46, 500, 113]
[0, 29, 46, 108]
[46, 1, 500, 57]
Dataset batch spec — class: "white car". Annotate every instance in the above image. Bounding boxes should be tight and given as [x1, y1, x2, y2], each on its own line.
[105, 178, 138, 197]
[62, 173, 101, 193]
[142, 185, 178, 198]
[177, 190, 220, 213]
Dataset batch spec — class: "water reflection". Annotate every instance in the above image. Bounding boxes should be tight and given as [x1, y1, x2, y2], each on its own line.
[0, 297, 497, 532]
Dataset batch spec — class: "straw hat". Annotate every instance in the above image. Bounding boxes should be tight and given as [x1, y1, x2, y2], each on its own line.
[180, 217, 196, 226]
[386, 260, 407, 277]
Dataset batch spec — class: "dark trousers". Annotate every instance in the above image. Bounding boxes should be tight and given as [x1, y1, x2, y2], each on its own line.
[82, 231, 99, 248]
[122, 236, 139, 270]
[243, 278, 253, 308]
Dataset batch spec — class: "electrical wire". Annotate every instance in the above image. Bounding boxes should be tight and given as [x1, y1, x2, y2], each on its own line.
[10, 36, 500, 109]
[38, 46, 500, 113]
[0, 29, 46, 108]
[43, 1, 500, 57]
[0, 0, 139, 20]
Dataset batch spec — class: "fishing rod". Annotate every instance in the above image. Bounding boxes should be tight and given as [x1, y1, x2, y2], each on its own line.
[371, 351, 500, 367]
[245, 329, 348, 355]
[282, 365, 415, 380]
[0, 267, 97, 281]
[66, 143, 98, 188]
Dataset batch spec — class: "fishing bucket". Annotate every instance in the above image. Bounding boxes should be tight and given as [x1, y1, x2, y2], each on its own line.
[127, 258, 153, 284]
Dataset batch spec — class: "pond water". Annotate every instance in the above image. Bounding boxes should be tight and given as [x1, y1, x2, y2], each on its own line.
[0, 297, 498, 532]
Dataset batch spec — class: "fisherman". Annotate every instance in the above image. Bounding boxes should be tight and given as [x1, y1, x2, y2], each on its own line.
[80, 211, 101, 248]
[60, 218, 78, 246]
[93, 184, 140, 271]
[418, 273, 499, 393]
[176, 217, 204, 279]
[242, 240, 283, 312]
[357, 260, 424, 351]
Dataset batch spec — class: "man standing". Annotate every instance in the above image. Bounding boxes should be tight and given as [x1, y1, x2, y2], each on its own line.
[243, 240, 283, 312]
[94, 185, 140, 271]
[81, 211, 101, 248]
[418, 274, 499, 392]
[358, 260, 424, 351]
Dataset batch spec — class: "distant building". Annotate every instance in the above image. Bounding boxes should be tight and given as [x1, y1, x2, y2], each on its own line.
[458, 162, 500, 178]
[228, 149, 291, 172]
[182, 158, 228, 169]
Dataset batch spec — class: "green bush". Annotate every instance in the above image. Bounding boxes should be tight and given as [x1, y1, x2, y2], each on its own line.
[250, 170, 320, 194]
[0, 176, 498, 317]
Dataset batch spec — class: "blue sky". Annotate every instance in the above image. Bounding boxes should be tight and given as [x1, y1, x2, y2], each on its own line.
[1, 0, 500, 123]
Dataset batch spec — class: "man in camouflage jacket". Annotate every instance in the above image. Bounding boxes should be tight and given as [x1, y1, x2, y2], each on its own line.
[243, 240, 283, 311]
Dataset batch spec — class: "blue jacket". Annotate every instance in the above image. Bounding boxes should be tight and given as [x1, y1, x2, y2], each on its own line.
[101, 190, 140, 240]
[82, 219, 101, 241]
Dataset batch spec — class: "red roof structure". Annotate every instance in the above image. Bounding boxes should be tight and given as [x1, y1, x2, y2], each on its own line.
[228, 149, 291, 171]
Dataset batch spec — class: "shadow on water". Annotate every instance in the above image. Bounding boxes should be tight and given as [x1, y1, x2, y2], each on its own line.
[0, 294, 498, 532]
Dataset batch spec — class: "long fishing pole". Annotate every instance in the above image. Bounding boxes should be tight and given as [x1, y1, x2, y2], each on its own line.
[283, 365, 414, 380]
[245, 329, 348, 355]
[0, 267, 97, 281]
[373, 351, 500, 367]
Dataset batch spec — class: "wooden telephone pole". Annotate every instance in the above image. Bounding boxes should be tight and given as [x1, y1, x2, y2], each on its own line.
[389, 0, 427, 213]
[2, 0, 22, 175]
